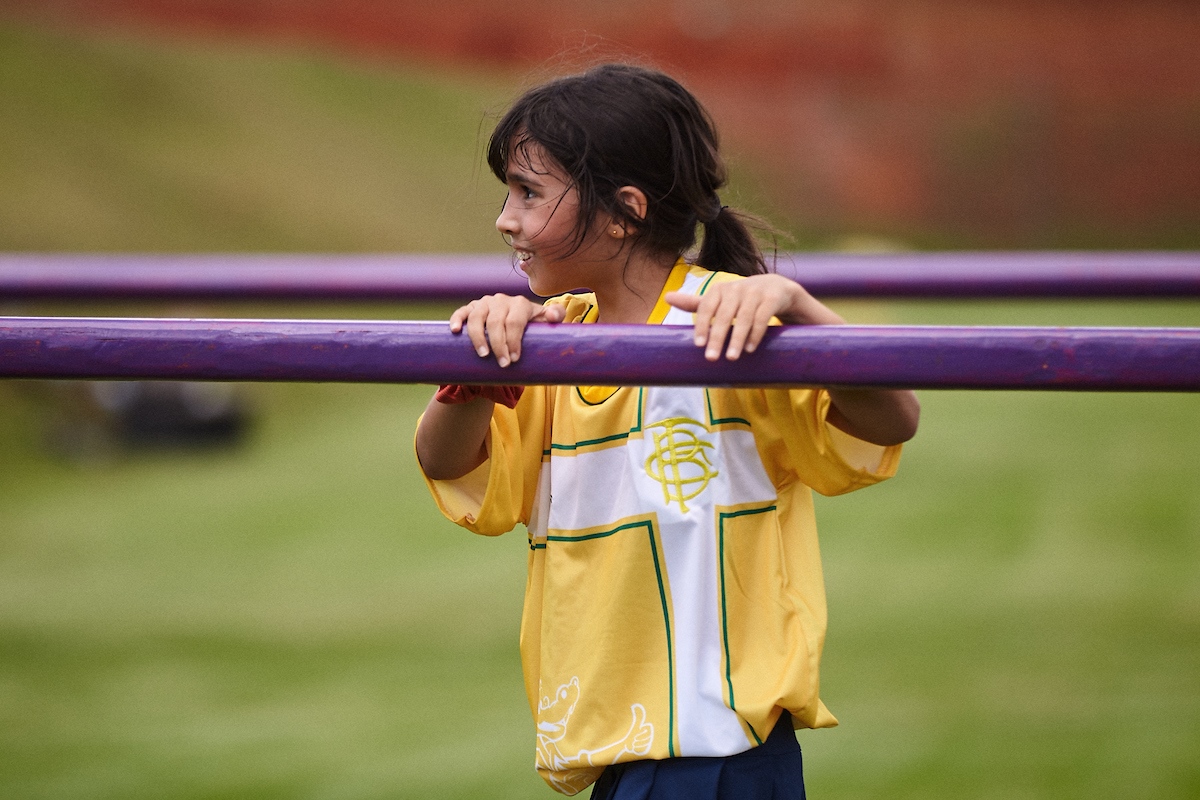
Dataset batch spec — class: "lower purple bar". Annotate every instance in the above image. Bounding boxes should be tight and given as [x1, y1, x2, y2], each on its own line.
[1, 252, 1199, 301]
[2, 317, 1198, 391]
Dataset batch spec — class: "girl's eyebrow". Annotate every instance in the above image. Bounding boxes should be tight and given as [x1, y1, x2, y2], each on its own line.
[506, 168, 543, 186]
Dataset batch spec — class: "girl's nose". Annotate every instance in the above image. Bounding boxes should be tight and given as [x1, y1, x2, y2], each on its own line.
[496, 200, 518, 240]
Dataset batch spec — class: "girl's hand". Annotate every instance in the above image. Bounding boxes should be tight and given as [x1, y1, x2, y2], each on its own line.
[449, 294, 566, 367]
[665, 274, 842, 361]
[667, 274, 918, 445]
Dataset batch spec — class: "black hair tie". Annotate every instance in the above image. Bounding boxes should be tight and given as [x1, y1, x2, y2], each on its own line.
[700, 197, 726, 225]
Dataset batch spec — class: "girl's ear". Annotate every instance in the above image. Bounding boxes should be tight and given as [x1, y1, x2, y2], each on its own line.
[611, 186, 649, 236]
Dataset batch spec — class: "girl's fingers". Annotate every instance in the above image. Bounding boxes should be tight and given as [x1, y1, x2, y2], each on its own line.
[503, 306, 529, 365]
[723, 316, 751, 360]
[453, 296, 561, 368]
[532, 302, 567, 324]
[691, 282, 777, 361]
[485, 308, 514, 367]
[463, 303, 491, 357]
[459, 279, 805, 367]
[544, 303, 566, 323]
[688, 293, 717, 350]
[741, 304, 776, 354]
[448, 303, 472, 334]
[721, 288, 763, 360]
[682, 276, 818, 360]
[488, 297, 529, 368]
[663, 291, 700, 312]
[703, 294, 739, 361]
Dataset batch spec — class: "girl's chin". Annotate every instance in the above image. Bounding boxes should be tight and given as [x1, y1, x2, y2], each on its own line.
[526, 274, 568, 299]
[526, 280, 555, 298]
[522, 258, 582, 298]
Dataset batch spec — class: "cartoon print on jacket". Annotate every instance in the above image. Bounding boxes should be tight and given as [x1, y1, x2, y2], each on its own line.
[536, 677, 655, 794]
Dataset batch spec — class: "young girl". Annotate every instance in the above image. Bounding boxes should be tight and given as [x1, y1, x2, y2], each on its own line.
[415, 63, 919, 799]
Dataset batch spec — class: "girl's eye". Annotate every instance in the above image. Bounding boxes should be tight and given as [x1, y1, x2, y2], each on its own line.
[521, 185, 536, 200]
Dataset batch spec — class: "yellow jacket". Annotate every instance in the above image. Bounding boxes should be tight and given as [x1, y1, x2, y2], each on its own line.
[421, 262, 901, 794]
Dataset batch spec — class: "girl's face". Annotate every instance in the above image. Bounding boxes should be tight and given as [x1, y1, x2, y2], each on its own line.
[495, 140, 615, 297]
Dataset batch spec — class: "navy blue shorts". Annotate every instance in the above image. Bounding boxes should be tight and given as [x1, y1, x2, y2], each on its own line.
[588, 712, 806, 800]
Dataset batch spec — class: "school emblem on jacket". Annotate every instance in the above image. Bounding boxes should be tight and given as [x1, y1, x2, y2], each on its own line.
[644, 417, 719, 513]
[536, 677, 655, 794]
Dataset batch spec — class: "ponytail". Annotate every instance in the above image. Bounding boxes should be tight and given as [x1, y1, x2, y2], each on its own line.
[696, 203, 772, 277]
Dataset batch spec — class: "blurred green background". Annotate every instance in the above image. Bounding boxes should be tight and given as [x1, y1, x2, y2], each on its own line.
[1, 17, 1199, 800]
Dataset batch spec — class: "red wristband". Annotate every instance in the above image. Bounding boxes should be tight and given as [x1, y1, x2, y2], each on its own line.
[435, 384, 524, 408]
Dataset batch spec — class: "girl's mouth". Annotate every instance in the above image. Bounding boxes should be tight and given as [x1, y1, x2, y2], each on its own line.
[515, 250, 532, 268]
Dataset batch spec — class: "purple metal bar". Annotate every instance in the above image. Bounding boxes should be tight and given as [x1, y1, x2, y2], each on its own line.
[2, 317, 1198, 391]
[0, 254, 531, 302]
[781, 251, 1200, 298]
[2, 252, 1199, 301]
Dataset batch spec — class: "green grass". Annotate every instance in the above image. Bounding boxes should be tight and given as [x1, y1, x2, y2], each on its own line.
[0, 18, 809, 255]
[808, 390, 1200, 799]
[0, 379, 538, 799]
[0, 21, 516, 253]
[1, 16, 1199, 800]
[2, 302, 1197, 800]
[800, 299, 1200, 800]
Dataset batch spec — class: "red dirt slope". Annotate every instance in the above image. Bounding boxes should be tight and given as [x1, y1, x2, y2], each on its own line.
[7, 0, 1200, 245]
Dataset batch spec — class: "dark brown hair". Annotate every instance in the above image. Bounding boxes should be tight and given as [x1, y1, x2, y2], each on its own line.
[487, 63, 770, 276]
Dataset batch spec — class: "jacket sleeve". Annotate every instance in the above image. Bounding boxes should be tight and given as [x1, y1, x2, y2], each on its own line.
[758, 387, 901, 497]
[417, 293, 596, 534]
[418, 386, 550, 536]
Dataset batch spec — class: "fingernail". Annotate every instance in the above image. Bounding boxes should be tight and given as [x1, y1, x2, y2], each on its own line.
[477, 346, 489, 357]
[498, 356, 510, 368]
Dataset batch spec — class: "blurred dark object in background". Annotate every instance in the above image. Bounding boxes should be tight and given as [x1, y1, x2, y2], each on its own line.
[41, 380, 251, 460]
[89, 380, 249, 447]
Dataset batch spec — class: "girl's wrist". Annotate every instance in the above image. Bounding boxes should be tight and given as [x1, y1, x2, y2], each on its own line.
[435, 384, 524, 408]
[782, 284, 844, 326]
